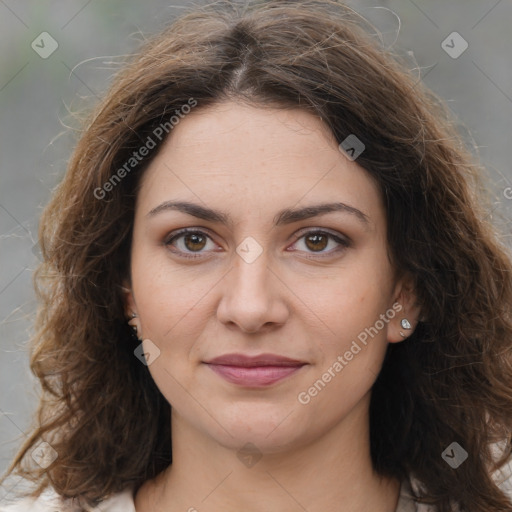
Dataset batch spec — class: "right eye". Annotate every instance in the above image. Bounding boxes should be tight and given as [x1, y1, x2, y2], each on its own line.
[164, 228, 219, 259]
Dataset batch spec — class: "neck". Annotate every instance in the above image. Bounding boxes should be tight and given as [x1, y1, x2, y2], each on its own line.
[135, 392, 401, 512]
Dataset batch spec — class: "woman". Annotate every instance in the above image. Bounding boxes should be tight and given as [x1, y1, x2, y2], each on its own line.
[2, 1, 512, 511]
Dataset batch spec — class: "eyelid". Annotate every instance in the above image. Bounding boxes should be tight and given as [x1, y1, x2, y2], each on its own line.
[163, 226, 216, 245]
[293, 226, 351, 243]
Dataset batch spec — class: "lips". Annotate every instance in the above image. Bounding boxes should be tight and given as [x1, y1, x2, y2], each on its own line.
[205, 353, 305, 367]
[204, 353, 306, 387]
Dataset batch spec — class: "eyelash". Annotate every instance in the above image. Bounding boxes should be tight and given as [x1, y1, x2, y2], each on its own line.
[164, 228, 351, 260]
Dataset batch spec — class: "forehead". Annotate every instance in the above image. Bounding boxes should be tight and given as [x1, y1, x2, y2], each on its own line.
[137, 101, 385, 228]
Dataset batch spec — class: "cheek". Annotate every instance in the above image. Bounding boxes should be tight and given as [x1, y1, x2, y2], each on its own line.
[291, 257, 394, 347]
[295, 287, 392, 423]
[136, 277, 204, 345]
[130, 253, 220, 385]
[131, 262, 208, 405]
[130, 244, 203, 331]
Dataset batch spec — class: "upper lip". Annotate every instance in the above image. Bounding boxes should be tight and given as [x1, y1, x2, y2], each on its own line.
[204, 353, 306, 367]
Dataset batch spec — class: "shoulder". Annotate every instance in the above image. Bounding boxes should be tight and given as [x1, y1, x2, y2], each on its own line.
[3, 459, 512, 512]
[396, 477, 436, 512]
[0, 487, 135, 512]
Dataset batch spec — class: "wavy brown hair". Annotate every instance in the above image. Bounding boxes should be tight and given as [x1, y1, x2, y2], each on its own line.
[2, 1, 512, 510]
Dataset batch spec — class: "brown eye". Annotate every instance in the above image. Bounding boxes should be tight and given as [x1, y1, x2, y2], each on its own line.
[304, 233, 329, 252]
[290, 229, 350, 257]
[182, 233, 207, 252]
[164, 229, 216, 258]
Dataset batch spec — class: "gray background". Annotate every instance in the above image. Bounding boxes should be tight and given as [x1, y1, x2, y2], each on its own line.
[1, 0, 512, 499]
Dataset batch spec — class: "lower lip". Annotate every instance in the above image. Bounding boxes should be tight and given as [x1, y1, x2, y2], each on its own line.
[206, 364, 304, 387]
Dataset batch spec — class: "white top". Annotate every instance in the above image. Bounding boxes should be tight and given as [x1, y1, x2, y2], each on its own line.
[2, 461, 512, 512]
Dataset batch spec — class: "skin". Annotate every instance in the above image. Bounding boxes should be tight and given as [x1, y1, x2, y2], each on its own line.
[124, 100, 421, 512]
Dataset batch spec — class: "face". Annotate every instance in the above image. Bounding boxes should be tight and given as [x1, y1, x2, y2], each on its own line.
[125, 100, 417, 454]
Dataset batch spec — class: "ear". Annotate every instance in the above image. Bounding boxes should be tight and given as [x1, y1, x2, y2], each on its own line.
[121, 279, 141, 336]
[387, 272, 422, 344]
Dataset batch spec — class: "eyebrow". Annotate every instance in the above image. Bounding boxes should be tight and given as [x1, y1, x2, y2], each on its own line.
[146, 200, 370, 228]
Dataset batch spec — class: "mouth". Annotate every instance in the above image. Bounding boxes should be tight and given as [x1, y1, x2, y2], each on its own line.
[203, 353, 307, 387]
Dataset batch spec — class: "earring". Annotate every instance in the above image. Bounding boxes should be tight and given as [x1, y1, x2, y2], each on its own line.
[401, 318, 411, 330]
[399, 318, 411, 339]
[127, 312, 139, 339]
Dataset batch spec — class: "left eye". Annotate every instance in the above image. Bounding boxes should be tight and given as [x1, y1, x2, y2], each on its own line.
[290, 230, 350, 256]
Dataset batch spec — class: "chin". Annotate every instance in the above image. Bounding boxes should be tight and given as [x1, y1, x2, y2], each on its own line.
[203, 402, 310, 454]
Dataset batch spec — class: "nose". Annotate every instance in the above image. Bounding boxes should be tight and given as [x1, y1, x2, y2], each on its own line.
[216, 249, 289, 334]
